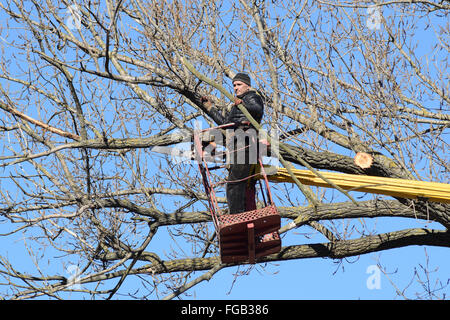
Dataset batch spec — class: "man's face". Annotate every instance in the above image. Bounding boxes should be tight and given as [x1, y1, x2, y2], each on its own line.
[233, 81, 250, 96]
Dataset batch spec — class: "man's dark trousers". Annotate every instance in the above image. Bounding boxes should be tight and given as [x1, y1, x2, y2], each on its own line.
[226, 128, 258, 214]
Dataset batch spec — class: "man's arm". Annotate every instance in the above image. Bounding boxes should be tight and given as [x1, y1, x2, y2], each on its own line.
[241, 91, 264, 123]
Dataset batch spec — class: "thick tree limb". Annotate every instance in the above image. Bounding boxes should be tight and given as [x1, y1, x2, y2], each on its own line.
[84, 228, 450, 282]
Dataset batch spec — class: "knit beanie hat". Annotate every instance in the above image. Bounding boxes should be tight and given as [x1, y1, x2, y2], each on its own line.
[232, 73, 251, 86]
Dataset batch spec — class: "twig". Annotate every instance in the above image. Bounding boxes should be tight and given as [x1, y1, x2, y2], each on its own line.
[162, 263, 224, 300]
[106, 223, 159, 300]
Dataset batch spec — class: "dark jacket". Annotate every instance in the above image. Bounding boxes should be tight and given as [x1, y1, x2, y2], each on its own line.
[209, 89, 264, 127]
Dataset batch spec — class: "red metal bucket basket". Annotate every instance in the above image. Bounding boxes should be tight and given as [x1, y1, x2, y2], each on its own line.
[218, 204, 281, 264]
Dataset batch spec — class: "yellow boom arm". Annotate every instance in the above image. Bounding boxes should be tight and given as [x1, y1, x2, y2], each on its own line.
[264, 167, 450, 204]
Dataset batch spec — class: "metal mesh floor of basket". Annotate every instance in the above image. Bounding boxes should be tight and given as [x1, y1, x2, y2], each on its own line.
[217, 204, 281, 264]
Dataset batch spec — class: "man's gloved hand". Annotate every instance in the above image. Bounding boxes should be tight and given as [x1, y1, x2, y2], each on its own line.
[201, 96, 213, 111]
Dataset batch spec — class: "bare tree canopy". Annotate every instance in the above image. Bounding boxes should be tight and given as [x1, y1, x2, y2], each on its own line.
[0, 0, 448, 300]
